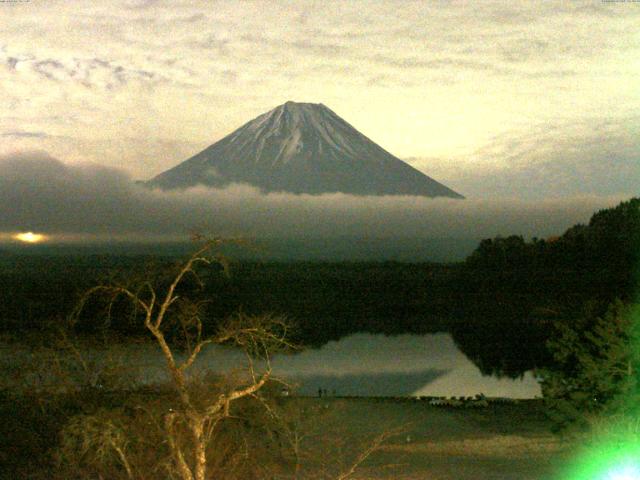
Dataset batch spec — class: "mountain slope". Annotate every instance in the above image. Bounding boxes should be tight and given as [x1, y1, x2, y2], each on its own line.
[149, 101, 464, 198]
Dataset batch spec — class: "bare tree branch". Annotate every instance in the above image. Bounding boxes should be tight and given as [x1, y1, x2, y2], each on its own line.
[179, 339, 213, 372]
[336, 427, 404, 480]
[69, 237, 300, 480]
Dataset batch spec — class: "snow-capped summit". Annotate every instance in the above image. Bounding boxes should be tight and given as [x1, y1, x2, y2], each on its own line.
[148, 101, 464, 198]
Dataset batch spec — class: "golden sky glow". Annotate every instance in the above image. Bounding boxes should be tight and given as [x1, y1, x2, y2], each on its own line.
[0, 1, 639, 198]
[13, 232, 46, 244]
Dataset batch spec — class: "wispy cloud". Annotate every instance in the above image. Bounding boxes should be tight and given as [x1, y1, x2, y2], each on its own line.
[406, 116, 640, 199]
[0, 1, 638, 191]
[1, 130, 50, 139]
[1, 49, 161, 90]
[122, 0, 163, 10]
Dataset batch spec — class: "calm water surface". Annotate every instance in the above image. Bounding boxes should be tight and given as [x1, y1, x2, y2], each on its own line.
[2, 333, 541, 398]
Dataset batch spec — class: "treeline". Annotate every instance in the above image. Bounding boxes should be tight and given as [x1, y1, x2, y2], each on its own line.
[0, 254, 145, 332]
[0, 198, 637, 379]
[0, 255, 456, 343]
[449, 197, 640, 377]
[200, 262, 456, 345]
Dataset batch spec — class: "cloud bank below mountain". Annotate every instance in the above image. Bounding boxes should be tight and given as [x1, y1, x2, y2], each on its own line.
[0, 152, 627, 247]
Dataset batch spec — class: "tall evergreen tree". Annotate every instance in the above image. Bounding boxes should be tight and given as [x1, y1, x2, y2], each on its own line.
[538, 300, 640, 432]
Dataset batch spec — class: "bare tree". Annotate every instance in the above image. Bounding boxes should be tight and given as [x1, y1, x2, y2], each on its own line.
[262, 395, 408, 480]
[73, 238, 293, 480]
[64, 237, 403, 480]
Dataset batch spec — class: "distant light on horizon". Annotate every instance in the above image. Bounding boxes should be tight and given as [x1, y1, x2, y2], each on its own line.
[13, 232, 47, 244]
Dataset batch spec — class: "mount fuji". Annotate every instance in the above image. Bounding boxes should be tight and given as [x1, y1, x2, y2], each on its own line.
[149, 101, 464, 198]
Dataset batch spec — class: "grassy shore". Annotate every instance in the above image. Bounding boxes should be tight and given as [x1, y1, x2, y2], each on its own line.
[1, 387, 575, 479]
[298, 397, 573, 479]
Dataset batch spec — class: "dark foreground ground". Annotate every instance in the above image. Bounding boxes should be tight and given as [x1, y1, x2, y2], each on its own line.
[0, 388, 575, 480]
[306, 397, 572, 480]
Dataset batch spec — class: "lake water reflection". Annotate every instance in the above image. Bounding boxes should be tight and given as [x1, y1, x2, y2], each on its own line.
[269, 333, 541, 398]
[2, 333, 541, 398]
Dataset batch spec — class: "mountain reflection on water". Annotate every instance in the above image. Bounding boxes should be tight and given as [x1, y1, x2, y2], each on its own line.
[2, 333, 541, 398]
[271, 333, 541, 398]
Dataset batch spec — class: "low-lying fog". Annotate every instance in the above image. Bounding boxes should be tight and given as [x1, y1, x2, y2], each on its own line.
[3, 333, 541, 398]
[0, 152, 627, 250]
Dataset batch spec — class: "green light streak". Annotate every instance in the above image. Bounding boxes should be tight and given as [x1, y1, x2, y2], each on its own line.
[558, 439, 640, 480]
[557, 302, 640, 480]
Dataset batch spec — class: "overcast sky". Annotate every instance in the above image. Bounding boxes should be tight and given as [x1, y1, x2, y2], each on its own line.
[0, 1, 638, 245]
[1, 0, 638, 198]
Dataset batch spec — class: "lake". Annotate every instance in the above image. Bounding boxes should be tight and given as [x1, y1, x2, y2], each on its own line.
[2, 332, 541, 398]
